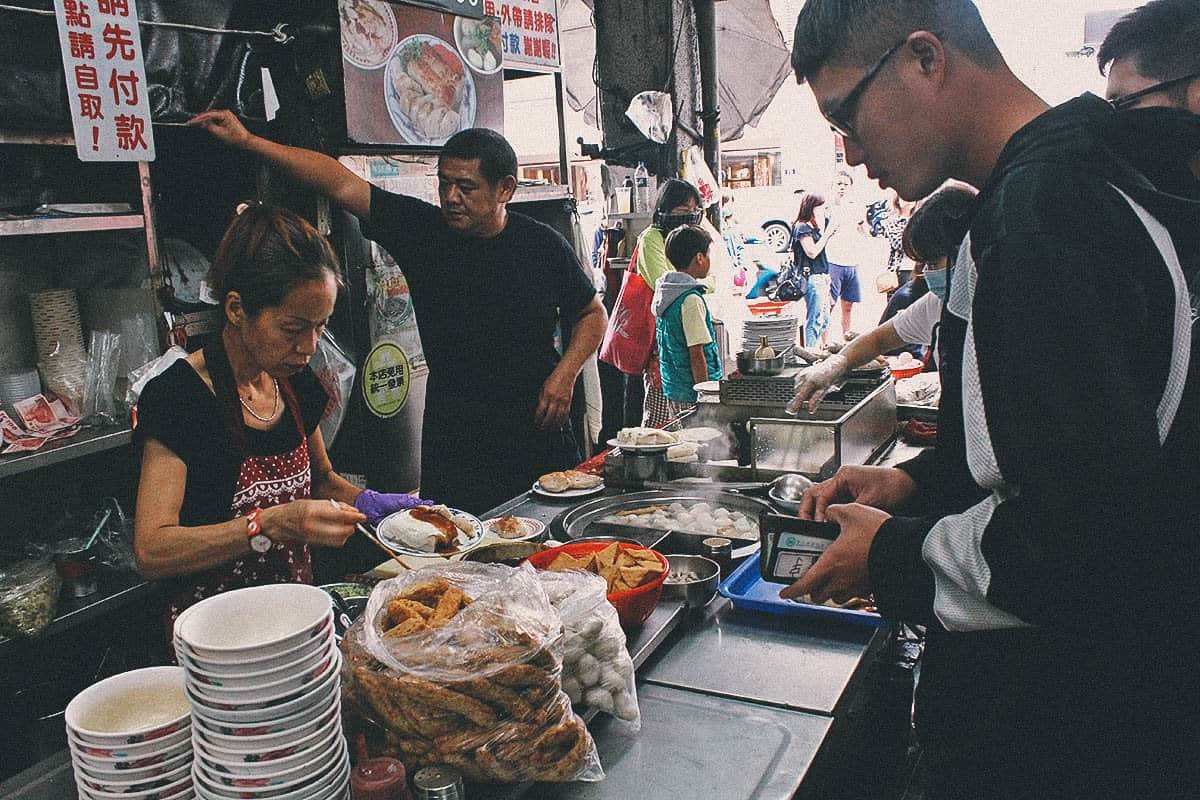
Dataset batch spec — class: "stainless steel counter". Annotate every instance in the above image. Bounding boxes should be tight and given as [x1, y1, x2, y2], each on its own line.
[518, 683, 832, 800]
[642, 597, 885, 716]
[3, 481, 898, 799]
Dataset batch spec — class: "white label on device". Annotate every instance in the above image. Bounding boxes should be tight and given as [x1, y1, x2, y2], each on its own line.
[773, 549, 826, 581]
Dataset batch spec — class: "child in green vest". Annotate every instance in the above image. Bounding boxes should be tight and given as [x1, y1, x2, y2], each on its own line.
[651, 225, 723, 406]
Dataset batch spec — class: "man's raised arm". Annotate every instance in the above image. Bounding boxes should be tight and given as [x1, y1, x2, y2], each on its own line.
[190, 110, 371, 220]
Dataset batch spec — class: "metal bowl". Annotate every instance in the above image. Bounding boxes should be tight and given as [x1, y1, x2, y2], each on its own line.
[661, 554, 721, 608]
[461, 541, 547, 567]
[736, 350, 785, 375]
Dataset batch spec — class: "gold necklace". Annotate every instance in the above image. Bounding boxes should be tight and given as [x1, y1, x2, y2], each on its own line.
[240, 378, 279, 423]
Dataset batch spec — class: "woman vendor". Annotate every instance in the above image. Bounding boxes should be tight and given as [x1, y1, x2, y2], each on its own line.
[133, 204, 426, 642]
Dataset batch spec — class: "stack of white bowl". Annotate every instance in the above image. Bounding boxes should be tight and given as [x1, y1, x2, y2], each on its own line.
[65, 666, 195, 800]
[0, 367, 41, 404]
[173, 584, 349, 800]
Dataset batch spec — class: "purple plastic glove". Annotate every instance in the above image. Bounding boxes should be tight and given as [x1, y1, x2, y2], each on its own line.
[354, 489, 434, 526]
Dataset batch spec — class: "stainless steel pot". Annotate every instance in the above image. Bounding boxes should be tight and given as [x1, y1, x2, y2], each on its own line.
[736, 350, 785, 375]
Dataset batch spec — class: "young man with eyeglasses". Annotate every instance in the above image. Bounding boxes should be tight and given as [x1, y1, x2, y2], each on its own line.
[783, 2, 1200, 798]
[1099, 0, 1200, 183]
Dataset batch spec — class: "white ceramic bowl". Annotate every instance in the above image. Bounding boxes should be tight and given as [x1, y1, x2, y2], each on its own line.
[191, 693, 337, 741]
[74, 769, 192, 800]
[186, 668, 339, 725]
[69, 725, 191, 762]
[182, 638, 335, 689]
[66, 667, 190, 746]
[195, 709, 340, 766]
[192, 739, 346, 795]
[185, 648, 338, 706]
[175, 620, 332, 675]
[175, 584, 333, 659]
[77, 757, 192, 794]
[198, 726, 342, 779]
[192, 753, 347, 800]
[76, 747, 194, 783]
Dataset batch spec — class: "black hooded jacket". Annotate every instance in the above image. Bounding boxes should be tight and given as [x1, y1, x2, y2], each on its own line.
[869, 95, 1200, 634]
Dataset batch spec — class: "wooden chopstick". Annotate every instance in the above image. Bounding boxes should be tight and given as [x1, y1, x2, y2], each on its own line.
[356, 523, 415, 572]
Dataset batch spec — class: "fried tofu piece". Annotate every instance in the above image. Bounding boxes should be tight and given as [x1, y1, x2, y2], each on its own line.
[398, 579, 455, 603]
[429, 587, 468, 626]
[385, 616, 429, 638]
[547, 552, 591, 572]
[388, 598, 434, 626]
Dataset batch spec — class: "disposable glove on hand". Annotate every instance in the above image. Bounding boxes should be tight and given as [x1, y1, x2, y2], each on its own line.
[788, 354, 850, 414]
[354, 489, 435, 525]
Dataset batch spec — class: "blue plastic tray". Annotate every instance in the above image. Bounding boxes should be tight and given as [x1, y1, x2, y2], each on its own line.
[718, 552, 889, 627]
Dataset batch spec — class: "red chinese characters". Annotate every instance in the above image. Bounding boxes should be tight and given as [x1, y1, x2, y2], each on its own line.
[114, 113, 148, 151]
[102, 23, 136, 60]
[55, 0, 154, 158]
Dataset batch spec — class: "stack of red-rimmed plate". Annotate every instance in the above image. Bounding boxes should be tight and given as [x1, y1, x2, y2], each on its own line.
[65, 666, 194, 800]
[172, 584, 349, 800]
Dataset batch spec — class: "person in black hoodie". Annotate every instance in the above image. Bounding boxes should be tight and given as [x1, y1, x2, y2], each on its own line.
[784, 2, 1200, 798]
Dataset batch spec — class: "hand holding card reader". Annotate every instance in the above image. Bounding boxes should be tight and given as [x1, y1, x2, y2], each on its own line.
[759, 512, 841, 584]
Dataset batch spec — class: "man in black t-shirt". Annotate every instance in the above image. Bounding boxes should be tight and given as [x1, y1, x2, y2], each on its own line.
[191, 112, 608, 513]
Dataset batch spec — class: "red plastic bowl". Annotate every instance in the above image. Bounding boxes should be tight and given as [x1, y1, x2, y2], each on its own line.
[524, 542, 668, 628]
[890, 364, 924, 380]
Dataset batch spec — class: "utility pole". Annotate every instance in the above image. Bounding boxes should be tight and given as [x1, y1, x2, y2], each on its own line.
[695, 0, 721, 228]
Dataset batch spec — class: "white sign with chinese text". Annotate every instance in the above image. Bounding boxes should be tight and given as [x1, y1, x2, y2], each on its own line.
[485, 0, 560, 72]
[53, 0, 155, 161]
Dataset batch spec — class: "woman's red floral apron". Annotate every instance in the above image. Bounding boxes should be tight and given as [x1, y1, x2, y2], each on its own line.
[164, 380, 313, 657]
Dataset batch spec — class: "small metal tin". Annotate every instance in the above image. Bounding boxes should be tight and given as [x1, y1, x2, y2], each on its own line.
[412, 766, 464, 800]
[700, 536, 733, 576]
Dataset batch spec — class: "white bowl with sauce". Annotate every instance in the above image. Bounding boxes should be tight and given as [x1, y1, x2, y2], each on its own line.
[66, 666, 191, 747]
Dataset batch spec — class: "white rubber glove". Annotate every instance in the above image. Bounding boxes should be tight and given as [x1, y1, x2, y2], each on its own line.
[788, 354, 850, 414]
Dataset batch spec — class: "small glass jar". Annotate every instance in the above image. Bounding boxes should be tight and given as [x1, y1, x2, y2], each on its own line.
[351, 757, 412, 800]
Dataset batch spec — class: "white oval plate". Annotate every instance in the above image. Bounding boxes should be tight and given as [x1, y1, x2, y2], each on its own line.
[530, 481, 606, 500]
[375, 508, 484, 556]
[482, 516, 547, 542]
[606, 438, 676, 453]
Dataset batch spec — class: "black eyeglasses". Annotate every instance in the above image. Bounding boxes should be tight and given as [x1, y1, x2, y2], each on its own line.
[1110, 69, 1200, 111]
[825, 37, 911, 142]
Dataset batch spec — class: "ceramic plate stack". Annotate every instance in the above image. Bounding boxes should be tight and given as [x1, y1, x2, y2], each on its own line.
[742, 316, 799, 356]
[0, 367, 41, 404]
[64, 666, 195, 800]
[173, 584, 349, 800]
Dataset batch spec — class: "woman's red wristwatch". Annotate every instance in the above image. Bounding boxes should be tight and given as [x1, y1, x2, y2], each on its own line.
[246, 509, 272, 553]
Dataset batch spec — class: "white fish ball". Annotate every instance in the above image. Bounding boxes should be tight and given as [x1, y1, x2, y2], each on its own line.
[613, 691, 639, 721]
[585, 687, 615, 713]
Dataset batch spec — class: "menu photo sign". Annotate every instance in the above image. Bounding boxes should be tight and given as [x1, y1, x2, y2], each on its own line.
[52, 0, 155, 161]
[339, 0, 504, 147]
[485, 0, 560, 72]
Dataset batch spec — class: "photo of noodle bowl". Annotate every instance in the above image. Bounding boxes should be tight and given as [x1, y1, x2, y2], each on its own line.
[338, 0, 397, 70]
[385, 34, 476, 146]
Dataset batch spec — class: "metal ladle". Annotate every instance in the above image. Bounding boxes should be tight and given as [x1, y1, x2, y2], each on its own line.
[768, 473, 814, 514]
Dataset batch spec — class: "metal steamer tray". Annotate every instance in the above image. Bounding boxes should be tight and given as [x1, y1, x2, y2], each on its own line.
[549, 490, 773, 559]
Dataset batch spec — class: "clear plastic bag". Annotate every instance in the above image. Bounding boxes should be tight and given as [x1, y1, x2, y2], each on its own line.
[0, 558, 61, 638]
[82, 330, 122, 423]
[126, 346, 187, 407]
[38, 343, 88, 416]
[536, 569, 641, 732]
[310, 331, 356, 448]
[341, 563, 604, 783]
